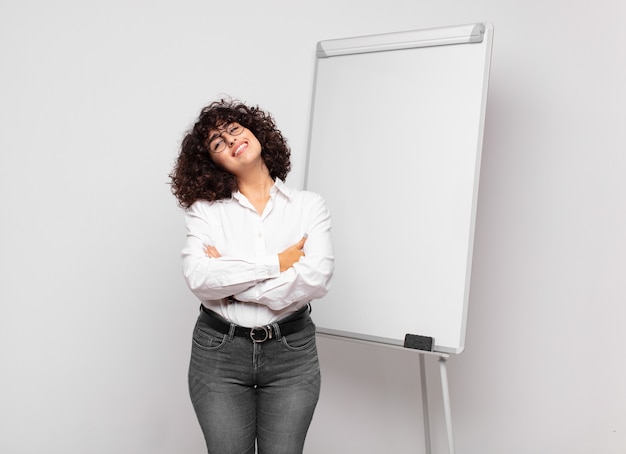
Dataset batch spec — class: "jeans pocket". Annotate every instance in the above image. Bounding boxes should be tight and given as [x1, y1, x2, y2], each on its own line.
[280, 320, 316, 352]
[192, 320, 229, 351]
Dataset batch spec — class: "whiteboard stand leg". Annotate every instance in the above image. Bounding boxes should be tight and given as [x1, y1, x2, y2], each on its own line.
[419, 354, 432, 454]
[439, 356, 456, 454]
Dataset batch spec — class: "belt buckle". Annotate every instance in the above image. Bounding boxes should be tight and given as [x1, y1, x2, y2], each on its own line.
[250, 326, 271, 343]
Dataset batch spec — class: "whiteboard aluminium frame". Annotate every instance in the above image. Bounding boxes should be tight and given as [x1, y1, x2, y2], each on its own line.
[308, 22, 494, 454]
[306, 21, 492, 354]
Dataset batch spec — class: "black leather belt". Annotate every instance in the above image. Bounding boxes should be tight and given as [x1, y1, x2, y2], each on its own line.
[199, 304, 310, 343]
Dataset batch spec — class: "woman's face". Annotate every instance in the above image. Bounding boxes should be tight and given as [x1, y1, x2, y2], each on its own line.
[206, 122, 263, 175]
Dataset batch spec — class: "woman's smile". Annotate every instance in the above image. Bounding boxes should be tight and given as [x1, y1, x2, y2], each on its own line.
[233, 142, 248, 157]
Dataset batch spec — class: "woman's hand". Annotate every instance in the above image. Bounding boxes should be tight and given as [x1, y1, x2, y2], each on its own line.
[278, 235, 307, 272]
[204, 245, 222, 258]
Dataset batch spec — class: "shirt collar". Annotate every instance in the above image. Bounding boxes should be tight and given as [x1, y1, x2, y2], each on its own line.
[232, 179, 292, 203]
[271, 179, 293, 199]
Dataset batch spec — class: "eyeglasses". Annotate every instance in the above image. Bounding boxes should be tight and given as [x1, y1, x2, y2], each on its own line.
[207, 123, 244, 153]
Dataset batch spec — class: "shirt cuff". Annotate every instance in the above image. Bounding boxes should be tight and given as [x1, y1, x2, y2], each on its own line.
[256, 253, 281, 280]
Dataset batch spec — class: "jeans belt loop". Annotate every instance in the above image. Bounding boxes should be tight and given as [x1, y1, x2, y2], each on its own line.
[227, 323, 237, 340]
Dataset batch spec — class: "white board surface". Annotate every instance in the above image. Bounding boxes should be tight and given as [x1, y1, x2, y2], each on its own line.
[304, 23, 493, 353]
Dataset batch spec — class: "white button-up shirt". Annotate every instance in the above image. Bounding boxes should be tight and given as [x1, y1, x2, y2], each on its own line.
[182, 180, 334, 327]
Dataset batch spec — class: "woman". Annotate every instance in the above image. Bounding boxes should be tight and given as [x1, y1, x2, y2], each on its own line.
[169, 98, 334, 454]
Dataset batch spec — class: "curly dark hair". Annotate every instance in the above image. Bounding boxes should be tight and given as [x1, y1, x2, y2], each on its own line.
[169, 99, 291, 208]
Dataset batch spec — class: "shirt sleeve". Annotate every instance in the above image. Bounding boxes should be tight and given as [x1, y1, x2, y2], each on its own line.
[234, 193, 335, 311]
[181, 202, 281, 301]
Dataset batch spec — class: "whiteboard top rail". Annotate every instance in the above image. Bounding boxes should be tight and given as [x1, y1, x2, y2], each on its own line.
[316, 23, 486, 58]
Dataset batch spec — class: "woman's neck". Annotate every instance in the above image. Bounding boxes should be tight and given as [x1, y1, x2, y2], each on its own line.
[237, 166, 274, 215]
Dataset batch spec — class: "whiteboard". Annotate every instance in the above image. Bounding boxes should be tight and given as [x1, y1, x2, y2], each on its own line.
[304, 23, 493, 353]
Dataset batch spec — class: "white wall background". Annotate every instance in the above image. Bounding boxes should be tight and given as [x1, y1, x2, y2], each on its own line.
[1, 0, 625, 453]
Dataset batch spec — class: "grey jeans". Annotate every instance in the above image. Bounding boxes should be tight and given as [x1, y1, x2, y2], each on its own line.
[188, 310, 321, 454]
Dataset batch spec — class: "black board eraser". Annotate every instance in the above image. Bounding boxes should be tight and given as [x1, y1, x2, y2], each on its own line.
[403, 334, 434, 351]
